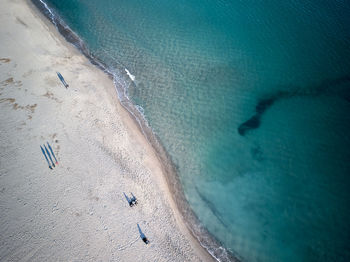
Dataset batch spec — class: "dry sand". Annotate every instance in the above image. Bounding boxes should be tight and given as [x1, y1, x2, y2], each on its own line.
[0, 0, 214, 261]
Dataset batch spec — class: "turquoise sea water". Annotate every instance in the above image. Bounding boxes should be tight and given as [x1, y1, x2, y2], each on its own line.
[35, 0, 350, 261]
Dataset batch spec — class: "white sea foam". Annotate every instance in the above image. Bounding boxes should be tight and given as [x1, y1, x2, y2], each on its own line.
[135, 104, 145, 116]
[125, 68, 135, 81]
[39, 0, 57, 27]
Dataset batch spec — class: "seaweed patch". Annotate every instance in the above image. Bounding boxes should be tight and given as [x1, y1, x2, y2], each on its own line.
[238, 76, 350, 136]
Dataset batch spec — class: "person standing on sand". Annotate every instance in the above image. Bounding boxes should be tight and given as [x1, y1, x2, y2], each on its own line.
[56, 72, 69, 88]
[137, 223, 149, 244]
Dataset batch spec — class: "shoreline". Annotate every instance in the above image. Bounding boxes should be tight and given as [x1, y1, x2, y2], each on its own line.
[0, 0, 225, 260]
[29, 1, 238, 261]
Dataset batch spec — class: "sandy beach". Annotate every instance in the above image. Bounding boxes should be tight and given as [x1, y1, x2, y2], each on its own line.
[0, 0, 213, 261]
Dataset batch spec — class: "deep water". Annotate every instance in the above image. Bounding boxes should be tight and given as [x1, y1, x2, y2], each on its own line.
[37, 0, 350, 261]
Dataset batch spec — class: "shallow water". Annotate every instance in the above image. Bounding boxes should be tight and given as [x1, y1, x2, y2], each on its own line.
[38, 0, 350, 261]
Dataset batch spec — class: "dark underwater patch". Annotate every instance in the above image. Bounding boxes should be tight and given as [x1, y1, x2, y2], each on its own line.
[238, 115, 260, 136]
[238, 76, 350, 136]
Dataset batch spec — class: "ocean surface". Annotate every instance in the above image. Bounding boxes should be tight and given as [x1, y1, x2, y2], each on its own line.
[34, 0, 350, 261]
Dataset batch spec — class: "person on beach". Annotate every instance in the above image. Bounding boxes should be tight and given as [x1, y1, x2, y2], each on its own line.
[137, 223, 149, 244]
[130, 192, 138, 206]
[40, 145, 52, 169]
[56, 72, 69, 88]
[123, 192, 135, 207]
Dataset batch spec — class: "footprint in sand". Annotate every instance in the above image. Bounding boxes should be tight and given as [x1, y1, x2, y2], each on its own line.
[0, 77, 22, 88]
[0, 98, 37, 121]
[0, 58, 11, 64]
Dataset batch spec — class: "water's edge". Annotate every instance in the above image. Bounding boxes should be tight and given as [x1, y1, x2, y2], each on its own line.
[29, 0, 239, 261]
